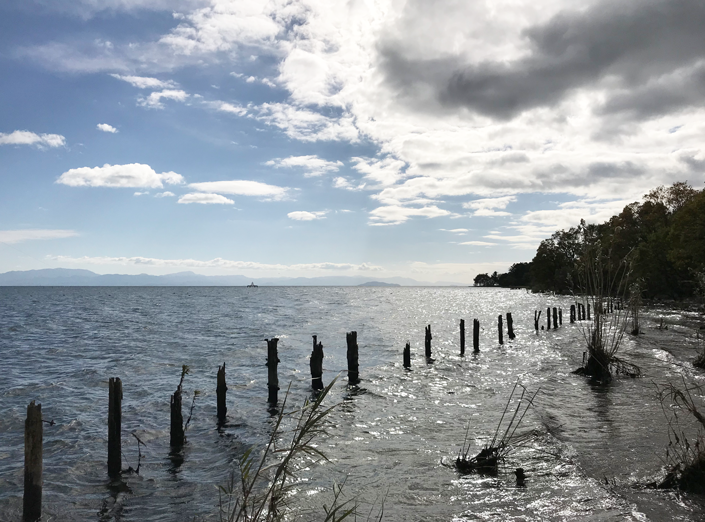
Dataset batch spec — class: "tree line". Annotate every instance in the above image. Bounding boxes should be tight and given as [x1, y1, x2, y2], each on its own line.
[473, 181, 705, 299]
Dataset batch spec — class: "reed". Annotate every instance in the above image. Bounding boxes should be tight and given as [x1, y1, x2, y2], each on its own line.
[218, 377, 383, 521]
[573, 241, 639, 381]
[455, 381, 540, 474]
[655, 379, 705, 493]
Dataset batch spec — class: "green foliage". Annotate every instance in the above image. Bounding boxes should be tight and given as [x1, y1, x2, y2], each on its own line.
[525, 182, 705, 298]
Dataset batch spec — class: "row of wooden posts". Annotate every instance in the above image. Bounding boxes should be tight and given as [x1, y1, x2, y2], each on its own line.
[21, 301, 622, 521]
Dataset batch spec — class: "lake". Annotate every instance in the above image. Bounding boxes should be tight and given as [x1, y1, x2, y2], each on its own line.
[1, 286, 704, 521]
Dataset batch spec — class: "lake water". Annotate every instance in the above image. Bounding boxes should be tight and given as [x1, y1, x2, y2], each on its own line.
[1, 286, 705, 521]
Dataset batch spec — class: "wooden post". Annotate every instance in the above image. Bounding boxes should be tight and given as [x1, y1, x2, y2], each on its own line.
[553, 307, 558, 329]
[570, 305, 575, 323]
[170, 384, 184, 447]
[460, 319, 465, 356]
[534, 310, 541, 332]
[310, 335, 324, 390]
[108, 377, 122, 476]
[346, 331, 359, 384]
[473, 319, 480, 352]
[547, 307, 551, 330]
[217, 364, 227, 422]
[403, 342, 411, 369]
[507, 313, 515, 340]
[424, 325, 432, 358]
[559, 308, 563, 326]
[587, 304, 591, 321]
[266, 338, 280, 403]
[23, 401, 42, 522]
[498, 315, 504, 345]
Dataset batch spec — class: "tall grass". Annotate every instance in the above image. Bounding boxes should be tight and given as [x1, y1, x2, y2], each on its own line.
[218, 378, 383, 522]
[575, 241, 639, 380]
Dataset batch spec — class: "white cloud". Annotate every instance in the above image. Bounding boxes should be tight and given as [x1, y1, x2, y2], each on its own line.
[178, 193, 234, 204]
[51, 255, 382, 272]
[287, 210, 327, 221]
[134, 191, 148, 196]
[0, 229, 78, 244]
[351, 157, 407, 187]
[332, 177, 365, 191]
[254, 103, 359, 142]
[215, 101, 247, 116]
[459, 241, 495, 246]
[57, 163, 185, 188]
[266, 155, 342, 177]
[189, 180, 289, 200]
[0, 130, 66, 148]
[463, 196, 516, 211]
[369, 205, 450, 226]
[97, 123, 118, 133]
[155, 191, 175, 198]
[441, 228, 469, 233]
[111, 74, 177, 89]
[138, 89, 189, 109]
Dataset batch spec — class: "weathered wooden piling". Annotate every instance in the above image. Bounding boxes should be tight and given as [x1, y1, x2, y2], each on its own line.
[23, 401, 42, 522]
[507, 313, 515, 340]
[473, 319, 480, 352]
[547, 307, 551, 330]
[587, 304, 591, 321]
[216, 364, 227, 421]
[310, 335, 324, 390]
[403, 342, 411, 368]
[570, 305, 576, 323]
[460, 319, 465, 356]
[498, 315, 504, 345]
[553, 307, 558, 329]
[266, 338, 280, 403]
[534, 310, 541, 332]
[108, 377, 122, 476]
[559, 308, 563, 326]
[346, 331, 360, 384]
[424, 325, 432, 358]
[170, 383, 185, 447]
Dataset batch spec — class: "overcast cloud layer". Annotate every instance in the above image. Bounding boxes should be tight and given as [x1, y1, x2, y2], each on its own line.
[1, 0, 703, 282]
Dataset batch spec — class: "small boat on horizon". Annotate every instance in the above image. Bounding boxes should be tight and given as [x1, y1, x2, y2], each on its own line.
[247, 282, 258, 288]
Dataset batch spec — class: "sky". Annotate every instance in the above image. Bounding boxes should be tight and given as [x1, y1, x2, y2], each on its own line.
[1, 0, 704, 284]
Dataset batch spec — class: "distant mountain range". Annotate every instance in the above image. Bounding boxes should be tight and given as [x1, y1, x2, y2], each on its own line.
[0, 268, 464, 287]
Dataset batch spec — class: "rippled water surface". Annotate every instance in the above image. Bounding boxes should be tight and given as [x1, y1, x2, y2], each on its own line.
[1, 287, 705, 521]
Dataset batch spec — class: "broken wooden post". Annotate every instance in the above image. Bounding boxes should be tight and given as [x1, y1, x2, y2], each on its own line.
[559, 308, 563, 326]
[570, 305, 576, 323]
[23, 401, 42, 522]
[460, 319, 465, 356]
[553, 307, 558, 329]
[534, 310, 541, 332]
[310, 335, 324, 390]
[170, 383, 184, 447]
[507, 313, 515, 340]
[424, 325, 432, 358]
[547, 307, 551, 330]
[498, 315, 504, 345]
[587, 304, 591, 321]
[473, 319, 480, 352]
[346, 331, 359, 384]
[108, 377, 122, 477]
[403, 342, 411, 369]
[217, 364, 227, 422]
[266, 338, 280, 403]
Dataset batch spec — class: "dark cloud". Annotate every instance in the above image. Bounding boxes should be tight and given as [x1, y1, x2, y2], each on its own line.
[599, 63, 705, 119]
[381, 0, 705, 120]
[679, 152, 705, 172]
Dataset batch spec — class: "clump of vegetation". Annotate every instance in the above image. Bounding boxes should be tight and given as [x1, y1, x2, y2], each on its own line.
[573, 240, 640, 381]
[629, 281, 642, 336]
[655, 380, 705, 494]
[218, 378, 383, 522]
[455, 382, 539, 474]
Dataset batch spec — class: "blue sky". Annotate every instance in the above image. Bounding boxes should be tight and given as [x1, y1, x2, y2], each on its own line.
[1, 0, 704, 283]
